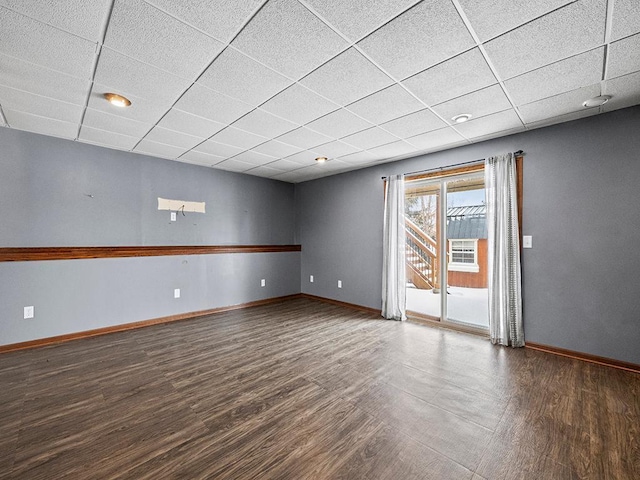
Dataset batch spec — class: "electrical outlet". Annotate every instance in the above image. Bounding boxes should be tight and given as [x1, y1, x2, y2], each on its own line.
[523, 235, 533, 248]
[338, 280, 342, 289]
[170, 211, 177, 222]
[309, 275, 314, 283]
[174, 288, 180, 298]
[24, 306, 34, 319]
[261, 279, 266, 287]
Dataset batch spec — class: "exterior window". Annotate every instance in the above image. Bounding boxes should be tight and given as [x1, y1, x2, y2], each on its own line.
[448, 239, 479, 272]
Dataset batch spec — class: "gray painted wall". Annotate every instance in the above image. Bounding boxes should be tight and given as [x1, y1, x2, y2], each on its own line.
[1, 128, 294, 247]
[296, 106, 640, 365]
[0, 128, 299, 345]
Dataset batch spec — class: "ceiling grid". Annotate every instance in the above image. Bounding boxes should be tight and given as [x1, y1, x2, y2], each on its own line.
[0, 0, 638, 182]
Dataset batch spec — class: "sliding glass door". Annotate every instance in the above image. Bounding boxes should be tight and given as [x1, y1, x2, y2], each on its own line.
[405, 171, 489, 329]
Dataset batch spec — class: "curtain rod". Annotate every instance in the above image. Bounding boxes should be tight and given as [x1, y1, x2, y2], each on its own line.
[381, 150, 523, 180]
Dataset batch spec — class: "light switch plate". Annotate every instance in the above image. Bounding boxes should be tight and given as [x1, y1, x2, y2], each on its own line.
[309, 275, 314, 283]
[338, 280, 342, 288]
[174, 288, 180, 298]
[523, 235, 532, 248]
[261, 279, 266, 287]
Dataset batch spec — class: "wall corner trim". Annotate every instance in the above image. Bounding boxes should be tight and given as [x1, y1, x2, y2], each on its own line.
[525, 342, 640, 374]
[300, 293, 381, 316]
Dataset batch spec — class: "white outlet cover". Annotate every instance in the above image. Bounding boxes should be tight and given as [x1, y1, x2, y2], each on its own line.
[310, 275, 314, 283]
[174, 288, 180, 298]
[24, 306, 34, 319]
[171, 211, 177, 222]
[523, 235, 533, 248]
[338, 280, 342, 288]
[261, 279, 266, 287]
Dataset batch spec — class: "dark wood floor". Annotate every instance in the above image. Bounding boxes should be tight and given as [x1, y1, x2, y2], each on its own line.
[1, 297, 638, 479]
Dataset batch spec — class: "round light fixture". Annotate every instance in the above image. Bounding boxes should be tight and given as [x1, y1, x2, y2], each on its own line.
[315, 156, 327, 163]
[582, 95, 611, 108]
[452, 113, 472, 123]
[104, 93, 132, 108]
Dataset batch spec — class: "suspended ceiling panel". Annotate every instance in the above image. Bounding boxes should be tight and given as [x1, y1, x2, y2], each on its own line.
[0, 0, 639, 183]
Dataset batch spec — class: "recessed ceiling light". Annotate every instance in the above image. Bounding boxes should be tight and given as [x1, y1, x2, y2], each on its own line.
[104, 92, 131, 108]
[315, 156, 327, 163]
[582, 95, 611, 108]
[452, 114, 472, 123]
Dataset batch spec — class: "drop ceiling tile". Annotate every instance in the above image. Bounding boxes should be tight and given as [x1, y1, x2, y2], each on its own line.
[458, 0, 573, 41]
[0, 0, 112, 41]
[338, 150, 382, 164]
[197, 47, 291, 106]
[193, 140, 243, 158]
[4, 109, 78, 139]
[603, 71, 640, 112]
[367, 140, 417, 159]
[526, 106, 600, 130]
[607, 33, 640, 80]
[180, 149, 225, 166]
[251, 140, 302, 159]
[305, 109, 373, 138]
[270, 171, 303, 183]
[214, 158, 255, 172]
[432, 84, 512, 125]
[407, 126, 466, 150]
[283, 150, 322, 166]
[357, 0, 475, 80]
[0, 7, 96, 79]
[0, 53, 91, 105]
[144, 126, 204, 150]
[94, 48, 192, 104]
[453, 109, 524, 139]
[304, 0, 418, 41]
[319, 159, 351, 172]
[313, 140, 360, 159]
[484, 0, 606, 80]
[260, 84, 338, 125]
[611, 0, 640, 41]
[78, 125, 139, 150]
[347, 84, 424, 124]
[134, 139, 187, 159]
[210, 126, 268, 150]
[380, 109, 447, 138]
[146, 0, 264, 43]
[157, 109, 225, 139]
[83, 108, 151, 137]
[402, 49, 497, 106]
[341, 127, 399, 150]
[505, 47, 604, 106]
[231, 0, 348, 79]
[230, 109, 298, 138]
[518, 84, 601, 124]
[276, 127, 332, 149]
[104, 0, 223, 79]
[299, 48, 394, 106]
[0, 85, 84, 123]
[88, 84, 169, 123]
[245, 165, 284, 178]
[230, 150, 275, 166]
[174, 84, 253, 124]
[264, 158, 306, 170]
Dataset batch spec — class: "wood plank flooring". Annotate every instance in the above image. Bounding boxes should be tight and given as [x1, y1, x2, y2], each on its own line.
[1, 297, 639, 479]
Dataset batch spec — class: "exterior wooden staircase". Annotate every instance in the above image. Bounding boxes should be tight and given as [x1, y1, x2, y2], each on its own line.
[405, 218, 438, 290]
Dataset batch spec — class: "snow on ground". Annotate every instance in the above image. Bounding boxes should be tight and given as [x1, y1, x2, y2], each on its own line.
[406, 286, 488, 328]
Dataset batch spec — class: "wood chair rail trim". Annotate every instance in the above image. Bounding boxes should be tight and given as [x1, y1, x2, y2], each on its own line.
[0, 244, 301, 262]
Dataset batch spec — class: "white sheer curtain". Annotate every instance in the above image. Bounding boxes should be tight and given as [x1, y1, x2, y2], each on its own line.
[485, 153, 524, 347]
[382, 175, 406, 321]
